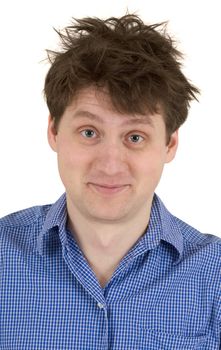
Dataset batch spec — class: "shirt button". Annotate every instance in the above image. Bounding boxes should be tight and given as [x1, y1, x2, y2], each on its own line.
[97, 302, 105, 309]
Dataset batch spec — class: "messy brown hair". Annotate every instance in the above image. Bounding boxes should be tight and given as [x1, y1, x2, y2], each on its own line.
[44, 14, 199, 143]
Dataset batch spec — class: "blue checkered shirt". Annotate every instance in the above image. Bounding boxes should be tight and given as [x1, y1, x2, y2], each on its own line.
[1, 193, 221, 349]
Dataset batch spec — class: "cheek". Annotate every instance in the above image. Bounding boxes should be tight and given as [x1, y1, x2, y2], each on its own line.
[135, 150, 166, 183]
[138, 149, 165, 170]
[56, 140, 91, 176]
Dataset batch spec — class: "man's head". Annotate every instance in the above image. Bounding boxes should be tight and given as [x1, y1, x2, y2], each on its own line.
[46, 14, 198, 225]
[44, 14, 199, 144]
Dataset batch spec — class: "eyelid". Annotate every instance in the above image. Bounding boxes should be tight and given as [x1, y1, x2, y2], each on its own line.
[127, 130, 146, 138]
[78, 125, 98, 132]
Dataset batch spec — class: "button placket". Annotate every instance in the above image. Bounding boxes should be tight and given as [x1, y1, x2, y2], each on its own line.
[97, 302, 105, 309]
[97, 302, 109, 349]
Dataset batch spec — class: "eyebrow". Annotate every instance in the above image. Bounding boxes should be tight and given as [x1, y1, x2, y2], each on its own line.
[72, 110, 154, 127]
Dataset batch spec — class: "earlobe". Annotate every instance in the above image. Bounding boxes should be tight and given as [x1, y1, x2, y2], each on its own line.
[165, 130, 179, 163]
[47, 115, 58, 152]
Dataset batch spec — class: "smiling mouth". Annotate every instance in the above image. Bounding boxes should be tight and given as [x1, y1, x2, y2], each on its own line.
[88, 183, 129, 195]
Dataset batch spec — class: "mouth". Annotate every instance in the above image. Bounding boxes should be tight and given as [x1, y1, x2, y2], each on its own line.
[88, 183, 130, 195]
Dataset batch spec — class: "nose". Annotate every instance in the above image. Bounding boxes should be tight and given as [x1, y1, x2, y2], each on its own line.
[93, 139, 129, 176]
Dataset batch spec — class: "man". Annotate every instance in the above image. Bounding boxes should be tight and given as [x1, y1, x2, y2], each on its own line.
[1, 14, 220, 349]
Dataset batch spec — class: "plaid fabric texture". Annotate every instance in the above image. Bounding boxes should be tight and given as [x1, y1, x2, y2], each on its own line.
[1, 193, 221, 349]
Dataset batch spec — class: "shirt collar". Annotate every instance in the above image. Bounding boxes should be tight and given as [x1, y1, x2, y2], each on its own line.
[37, 193, 67, 256]
[37, 193, 183, 264]
[140, 194, 184, 264]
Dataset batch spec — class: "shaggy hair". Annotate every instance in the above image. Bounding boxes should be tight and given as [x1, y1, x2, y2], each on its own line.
[44, 14, 199, 142]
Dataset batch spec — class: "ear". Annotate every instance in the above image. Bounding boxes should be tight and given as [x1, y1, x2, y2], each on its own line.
[47, 115, 58, 152]
[165, 129, 179, 163]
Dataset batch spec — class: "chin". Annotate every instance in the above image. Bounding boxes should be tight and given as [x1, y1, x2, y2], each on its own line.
[87, 208, 129, 223]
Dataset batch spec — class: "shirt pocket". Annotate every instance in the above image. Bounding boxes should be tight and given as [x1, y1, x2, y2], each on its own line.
[139, 329, 208, 349]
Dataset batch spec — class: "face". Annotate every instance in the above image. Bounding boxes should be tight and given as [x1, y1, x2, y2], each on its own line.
[48, 87, 178, 224]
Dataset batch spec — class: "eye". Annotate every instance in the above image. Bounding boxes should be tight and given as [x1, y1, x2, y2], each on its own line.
[128, 134, 144, 143]
[80, 129, 97, 138]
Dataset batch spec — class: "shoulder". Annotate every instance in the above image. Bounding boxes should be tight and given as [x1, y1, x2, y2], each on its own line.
[173, 215, 221, 274]
[0, 204, 54, 263]
[175, 215, 221, 251]
[155, 194, 221, 262]
[0, 204, 52, 229]
[0, 204, 52, 250]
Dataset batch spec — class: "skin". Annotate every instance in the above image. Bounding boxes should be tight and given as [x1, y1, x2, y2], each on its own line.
[48, 86, 178, 287]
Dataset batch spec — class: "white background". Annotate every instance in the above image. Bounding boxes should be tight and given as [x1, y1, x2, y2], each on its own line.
[0, 0, 220, 236]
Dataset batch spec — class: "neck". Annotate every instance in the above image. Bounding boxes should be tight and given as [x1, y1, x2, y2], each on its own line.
[66, 196, 152, 287]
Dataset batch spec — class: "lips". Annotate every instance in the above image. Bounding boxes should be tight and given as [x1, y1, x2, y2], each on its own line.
[88, 183, 129, 195]
[92, 183, 126, 188]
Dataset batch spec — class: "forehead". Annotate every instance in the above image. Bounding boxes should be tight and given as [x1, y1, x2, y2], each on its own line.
[66, 86, 164, 127]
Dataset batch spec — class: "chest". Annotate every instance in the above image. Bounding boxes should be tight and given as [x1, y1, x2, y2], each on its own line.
[1, 248, 219, 349]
